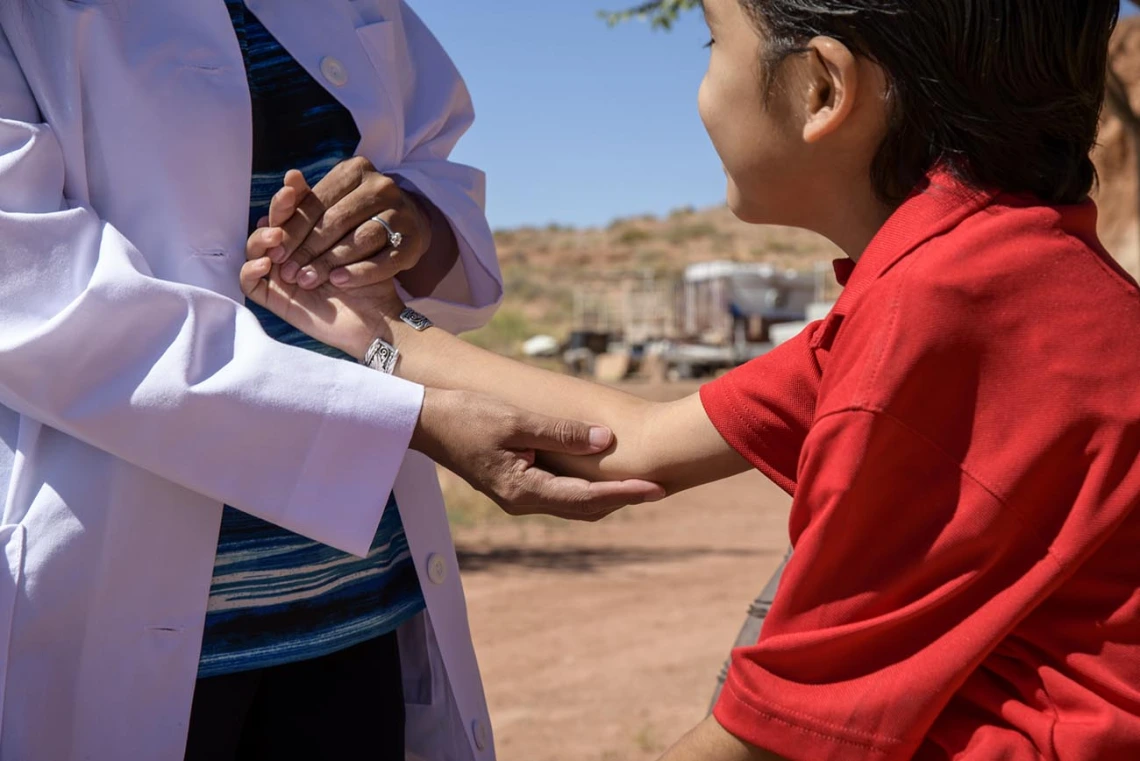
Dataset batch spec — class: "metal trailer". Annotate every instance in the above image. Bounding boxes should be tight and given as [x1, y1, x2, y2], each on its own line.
[564, 262, 833, 380]
[675, 261, 820, 346]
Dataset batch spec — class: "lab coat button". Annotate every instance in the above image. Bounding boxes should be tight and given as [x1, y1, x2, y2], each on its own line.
[426, 553, 448, 585]
[472, 719, 489, 751]
[319, 56, 349, 87]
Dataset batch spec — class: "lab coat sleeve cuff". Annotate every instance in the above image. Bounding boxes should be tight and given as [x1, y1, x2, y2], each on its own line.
[390, 164, 503, 334]
[284, 359, 425, 557]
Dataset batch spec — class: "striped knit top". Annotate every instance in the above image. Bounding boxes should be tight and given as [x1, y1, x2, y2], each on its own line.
[198, 0, 425, 679]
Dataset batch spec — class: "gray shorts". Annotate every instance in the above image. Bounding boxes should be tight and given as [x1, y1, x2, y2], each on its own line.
[709, 547, 792, 713]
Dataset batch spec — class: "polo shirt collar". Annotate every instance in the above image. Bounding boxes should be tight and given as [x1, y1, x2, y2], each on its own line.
[832, 169, 996, 312]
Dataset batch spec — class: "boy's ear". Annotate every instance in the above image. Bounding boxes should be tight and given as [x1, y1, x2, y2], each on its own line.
[801, 36, 859, 144]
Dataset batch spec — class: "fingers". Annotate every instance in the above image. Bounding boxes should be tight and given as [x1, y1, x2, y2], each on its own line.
[268, 185, 297, 229]
[506, 411, 616, 456]
[284, 176, 404, 288]
[294, 209, 407, 290]
[261, 171, 310, 263]
[507, 469, 666, 520]
[237, 256, 351, 353]
[325, 210, 424, 288]
[282, 168, 310, 200]
[276, 186, 332, 279]
[246, 226, 284, 263]
[240, 257, 274, 306]
[326, 257, 403, 288]
[271, 167, 353, 277]
[278, 159, 396, 279]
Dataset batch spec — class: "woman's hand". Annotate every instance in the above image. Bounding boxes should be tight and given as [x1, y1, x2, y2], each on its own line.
[241, 161, 420, 359]
[247, 157, 457, 295]
[413, 389, 666, 522]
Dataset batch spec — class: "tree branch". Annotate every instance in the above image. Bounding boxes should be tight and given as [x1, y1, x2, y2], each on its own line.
[599, 0, 702, 31]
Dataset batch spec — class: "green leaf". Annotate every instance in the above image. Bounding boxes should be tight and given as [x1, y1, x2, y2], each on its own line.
[599, 0, 702, 31]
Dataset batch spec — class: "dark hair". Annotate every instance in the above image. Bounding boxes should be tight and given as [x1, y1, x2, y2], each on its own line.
[741, 0, 1120, 205]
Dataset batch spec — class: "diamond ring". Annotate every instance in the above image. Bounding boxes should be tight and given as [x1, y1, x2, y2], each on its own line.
[371, 214, 403, 250]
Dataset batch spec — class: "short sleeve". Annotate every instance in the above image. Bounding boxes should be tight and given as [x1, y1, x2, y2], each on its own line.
[714, 409, 1069, 761]
[699, 322, 824, 494]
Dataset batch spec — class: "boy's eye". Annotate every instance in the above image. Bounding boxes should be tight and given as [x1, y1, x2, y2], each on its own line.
[703, 38, 715, 49]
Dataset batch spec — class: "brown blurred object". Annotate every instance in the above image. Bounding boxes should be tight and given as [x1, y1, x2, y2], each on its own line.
[1097, 15, 1140, 278]
[593, 351, 632, 383]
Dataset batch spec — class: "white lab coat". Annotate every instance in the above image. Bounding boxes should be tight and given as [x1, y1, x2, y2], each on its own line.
[0, 0, 503, 758]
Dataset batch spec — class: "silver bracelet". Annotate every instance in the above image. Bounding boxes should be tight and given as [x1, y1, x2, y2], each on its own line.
[362, 337, 400, 375]
[362, 310, 428, 374]
[399, 307, 433, 332]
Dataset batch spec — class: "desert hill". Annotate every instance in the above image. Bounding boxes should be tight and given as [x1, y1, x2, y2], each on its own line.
[473, 20, 1140, 353]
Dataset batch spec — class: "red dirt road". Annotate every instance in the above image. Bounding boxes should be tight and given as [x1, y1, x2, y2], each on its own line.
[448, 383, 793, 761]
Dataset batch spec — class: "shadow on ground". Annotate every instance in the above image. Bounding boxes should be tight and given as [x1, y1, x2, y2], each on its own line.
[455, 544, 778, 574]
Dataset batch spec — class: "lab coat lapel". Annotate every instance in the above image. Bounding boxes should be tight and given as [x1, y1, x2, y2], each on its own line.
[243, 0, 402, 169]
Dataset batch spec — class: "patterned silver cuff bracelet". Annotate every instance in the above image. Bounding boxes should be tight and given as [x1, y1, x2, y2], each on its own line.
[362, 337, 400, 375]
[399, 307, 434, 331]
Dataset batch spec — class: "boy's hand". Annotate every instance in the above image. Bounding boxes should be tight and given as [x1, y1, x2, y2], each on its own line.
[239, 254, 398, 360]
[247, 158, 434, 291]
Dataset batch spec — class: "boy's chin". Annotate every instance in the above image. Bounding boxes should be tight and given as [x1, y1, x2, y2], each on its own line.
[725, 189, 769, 225]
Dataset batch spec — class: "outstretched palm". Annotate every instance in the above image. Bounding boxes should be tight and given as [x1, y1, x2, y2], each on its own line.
[241, 255, 399, 360]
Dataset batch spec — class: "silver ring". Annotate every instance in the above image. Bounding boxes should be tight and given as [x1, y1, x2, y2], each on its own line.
[371, 214, 403, 250]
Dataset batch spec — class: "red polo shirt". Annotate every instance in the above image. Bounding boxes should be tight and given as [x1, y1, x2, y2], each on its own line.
[700, 171, 1140, 760]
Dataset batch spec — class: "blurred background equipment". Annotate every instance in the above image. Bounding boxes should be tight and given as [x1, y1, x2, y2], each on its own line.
[558, 262, 834, 381]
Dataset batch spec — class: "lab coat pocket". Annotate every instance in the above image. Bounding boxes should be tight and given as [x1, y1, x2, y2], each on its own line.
[0, 524, 26, 733]
[397, 610, 434, 706]
[400, 610, 479, 761]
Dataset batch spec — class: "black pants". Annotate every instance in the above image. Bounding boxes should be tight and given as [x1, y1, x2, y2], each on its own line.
[185, 632, 406, 761]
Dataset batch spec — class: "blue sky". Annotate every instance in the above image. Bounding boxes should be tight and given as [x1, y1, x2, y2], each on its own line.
[412, 1, 1138, 231]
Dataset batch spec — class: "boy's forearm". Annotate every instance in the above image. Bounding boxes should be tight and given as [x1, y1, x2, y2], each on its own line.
[387, 320, 662, 478]
[367, 318, 749, 492]
[660, 717, 789, 761]
[541, 393, 751, 494]
[385, 319, 752, 491]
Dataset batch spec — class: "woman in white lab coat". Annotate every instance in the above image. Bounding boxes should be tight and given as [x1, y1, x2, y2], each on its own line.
[0, 1, 659, 759]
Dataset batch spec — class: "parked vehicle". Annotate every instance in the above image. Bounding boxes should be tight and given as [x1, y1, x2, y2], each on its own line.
[562, 262, 833, 381]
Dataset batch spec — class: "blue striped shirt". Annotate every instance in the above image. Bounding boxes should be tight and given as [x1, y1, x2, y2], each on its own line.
[198, 0, 425, 679]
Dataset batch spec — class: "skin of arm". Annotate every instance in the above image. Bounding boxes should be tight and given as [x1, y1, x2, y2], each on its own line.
[658, 716, 790, 761]
[239, 245, 750, 496]
[382, 317, 751, 495]
[395, 190, 460, 297]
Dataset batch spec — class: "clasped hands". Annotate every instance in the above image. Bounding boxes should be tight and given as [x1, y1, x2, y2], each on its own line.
[241, 157, 665, 521]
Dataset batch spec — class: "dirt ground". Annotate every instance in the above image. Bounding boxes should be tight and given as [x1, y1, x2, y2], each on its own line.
[445, 381, 793, 761]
